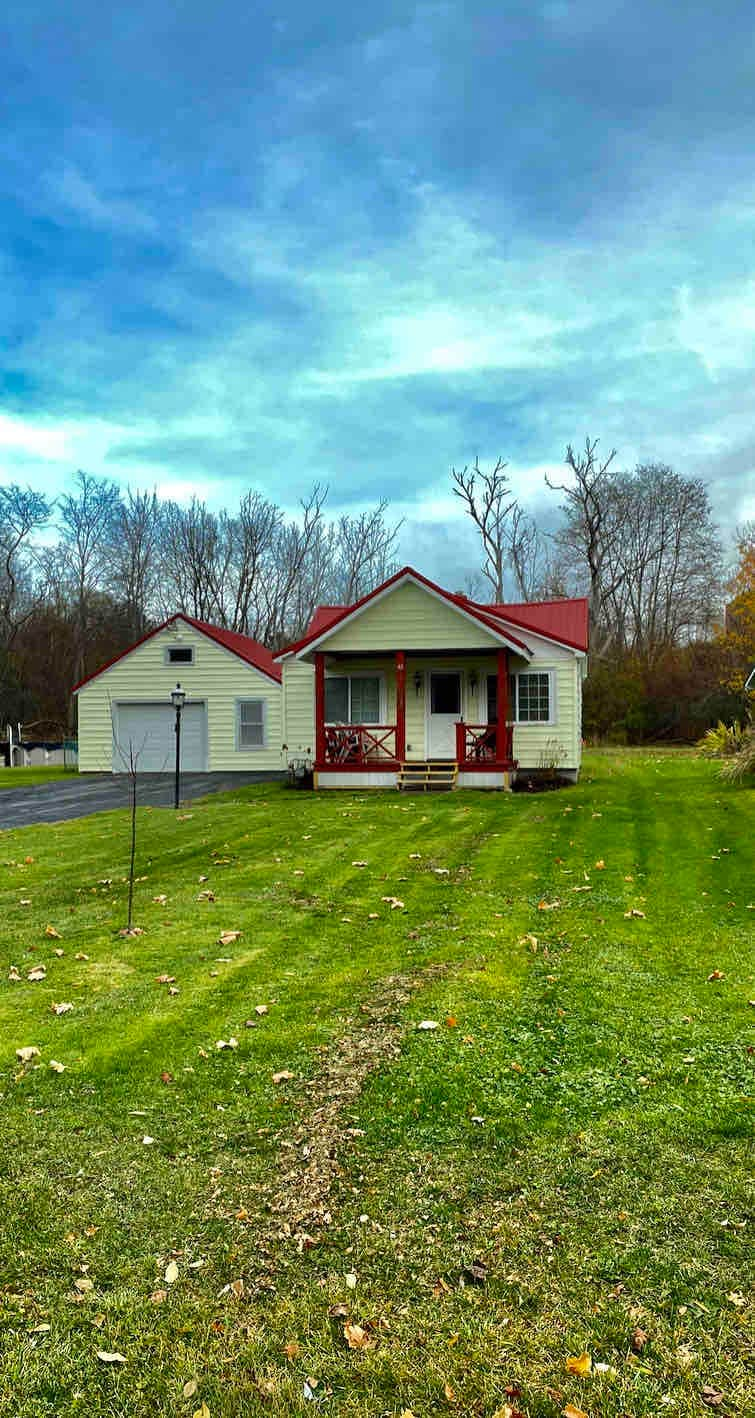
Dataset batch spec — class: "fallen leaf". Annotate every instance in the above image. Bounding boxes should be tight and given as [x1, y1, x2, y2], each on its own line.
[623, 908, 646, 919]
[283, 1341, 301, 1359]
[193, 1404, 211, 1418]
[44, 925, 62, 939]
[445, 1016, 458, 1028]
[51, 1002, 73, 1016]
[345, 1272, 357, 1289]
[344, 1322, 373, 1350]
[701, 1386, 725, 1408]
[538, 899, 561, 911]
[183, 1378, 198, 1397]
[164, 1260, 179, 1284]
[8, 966, 21, 982]
[142, 1135, 155, 1145]
[152, 894, 168, 905]
[74, 1277, 94, 1293]
[565, 1352, 592, 1376]
[150, 1289, 167, 1304]
[594, 860, 605, 869]
[215, 1038, 238, 1051]
[96, 1350, 126, 1364]
[255, 1004, 269, 1016]
[49, 1060, 66, 1073]
[707, 970, 725, 982]
[631, 1327, 648, 1352]
[217, 930, 241, 947]
[16, 1045, 40, 1063]
[272, 1069, 295, 1083]
[27, 966, 47, 982]
[417, 1020, 439, 1031]
[443, 1380, 456, 1402]
[155, 974, 176, 984]
[563, 1406, 589, 1418]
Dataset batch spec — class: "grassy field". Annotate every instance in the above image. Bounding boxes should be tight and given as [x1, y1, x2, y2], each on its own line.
[0, 766, 74, 790]
[0, 752, 752, 1417]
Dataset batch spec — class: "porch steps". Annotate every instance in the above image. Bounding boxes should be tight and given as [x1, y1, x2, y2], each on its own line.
[397, 760, 458, 792]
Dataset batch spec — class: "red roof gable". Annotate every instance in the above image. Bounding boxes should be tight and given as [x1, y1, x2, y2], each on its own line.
[279, 569, 589, 659]
[72, 613, 281, 694]
[478, 597, 589, 653]
[278, 567, 533, 658]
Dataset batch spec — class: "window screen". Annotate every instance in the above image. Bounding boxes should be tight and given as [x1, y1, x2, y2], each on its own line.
[168, 646, 193, 664]
[516, 672, 551, 722]
[350, 677, 380, 723]
[325, 677, 349, 722]
[238, 699, 265, 747]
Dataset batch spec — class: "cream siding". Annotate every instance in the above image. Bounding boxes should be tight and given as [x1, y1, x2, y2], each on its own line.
[282, 658, 316, 757]
[319, 580, 505, 652]
[77, 622, 284, 773]
[282, 649, 582, 769]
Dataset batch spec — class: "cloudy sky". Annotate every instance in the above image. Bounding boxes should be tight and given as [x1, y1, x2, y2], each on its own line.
[1, 0, 754, 574]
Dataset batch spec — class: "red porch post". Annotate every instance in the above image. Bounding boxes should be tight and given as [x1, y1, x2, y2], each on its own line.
[496, 648, 509, 762]
[395, 650, 406, 762]
[315, 652, 326, 764]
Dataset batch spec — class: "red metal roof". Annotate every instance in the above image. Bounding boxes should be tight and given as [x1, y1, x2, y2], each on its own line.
[72, 613, 281, 693]
[279, 567, 532, 658]
[306, 605, 345, 636]
[282, 569, 588, 658]
[478, 597, 589, 653]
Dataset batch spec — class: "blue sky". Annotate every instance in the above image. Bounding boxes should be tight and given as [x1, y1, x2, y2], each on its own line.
[1, 0, 754, 574]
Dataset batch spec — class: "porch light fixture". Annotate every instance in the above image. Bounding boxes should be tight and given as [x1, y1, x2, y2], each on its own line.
[414, 672, 423, 696]
[170, 683, 186, 810]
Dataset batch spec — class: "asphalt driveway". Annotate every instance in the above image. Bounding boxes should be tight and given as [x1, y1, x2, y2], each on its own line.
[0, 772, 285, 830]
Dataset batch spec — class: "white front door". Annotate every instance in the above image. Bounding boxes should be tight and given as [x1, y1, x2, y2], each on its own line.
[427, 671, 461, 758]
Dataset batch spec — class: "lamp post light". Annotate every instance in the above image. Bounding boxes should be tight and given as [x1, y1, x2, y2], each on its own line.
[170, 683, 186, 810]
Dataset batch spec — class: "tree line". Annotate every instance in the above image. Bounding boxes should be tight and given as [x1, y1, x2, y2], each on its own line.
[0, 441, 752, 741]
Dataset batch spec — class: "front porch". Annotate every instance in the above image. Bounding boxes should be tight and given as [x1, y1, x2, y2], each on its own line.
[313, 648, 517, 789]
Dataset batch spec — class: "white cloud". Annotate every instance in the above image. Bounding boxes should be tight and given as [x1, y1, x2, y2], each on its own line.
[46, 165, 156, 235]
[676, 279, 755, 376]
[0, 412, 70, 460]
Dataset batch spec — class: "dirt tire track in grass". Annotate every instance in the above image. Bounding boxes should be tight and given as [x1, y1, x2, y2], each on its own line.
[254, 963, 451, 1270]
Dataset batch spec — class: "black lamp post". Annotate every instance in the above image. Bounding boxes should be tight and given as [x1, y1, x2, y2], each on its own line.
[170, 683, 186, 809]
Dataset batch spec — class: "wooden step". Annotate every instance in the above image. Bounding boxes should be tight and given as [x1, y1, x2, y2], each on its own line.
[397, 761, 458, 792]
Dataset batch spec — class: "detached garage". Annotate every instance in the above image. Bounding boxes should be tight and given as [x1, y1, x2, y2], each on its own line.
[74, 615, 283, 775]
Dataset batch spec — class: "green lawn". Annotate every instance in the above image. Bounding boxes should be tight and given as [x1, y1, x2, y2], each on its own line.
[0, 766, 74, 789]
[0, 753, 752, 1417]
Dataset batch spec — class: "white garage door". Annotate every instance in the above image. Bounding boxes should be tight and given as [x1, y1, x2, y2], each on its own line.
[113, 703, 207, 773]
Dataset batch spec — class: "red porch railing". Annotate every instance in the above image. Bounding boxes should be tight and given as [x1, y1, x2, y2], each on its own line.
[322, 724, 398, 766]
[455, 722, 514, 765]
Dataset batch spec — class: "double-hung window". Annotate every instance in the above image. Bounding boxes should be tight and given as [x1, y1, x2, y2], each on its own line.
[237, 699, 266, 749]
[487, 671, 554, 724]
[325, 675, 381, 724]
[513, 671, 553, 723]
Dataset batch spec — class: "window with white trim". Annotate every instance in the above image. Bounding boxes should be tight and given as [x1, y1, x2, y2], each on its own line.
[513, 671, 553, 723]
[325, 675, 381, 724]
[166, 645, 193, 664]
[237, 699, 266, 749]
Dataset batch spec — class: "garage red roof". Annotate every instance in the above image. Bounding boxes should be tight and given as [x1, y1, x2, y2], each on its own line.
[72, 613, 281, 693]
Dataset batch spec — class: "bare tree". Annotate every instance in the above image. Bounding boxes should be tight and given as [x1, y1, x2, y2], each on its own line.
[452, 457, 516, 600]
[331, 501, 402, 604]
[0, 484, 50, 650]
[105, 487, 163, 638]
[58, 472, 122, 684]
[546, 438, 620, 654]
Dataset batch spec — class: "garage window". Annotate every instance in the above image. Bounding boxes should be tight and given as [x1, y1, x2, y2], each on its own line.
[237, 699, 266, 750]
[166, 645, 194, 665]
